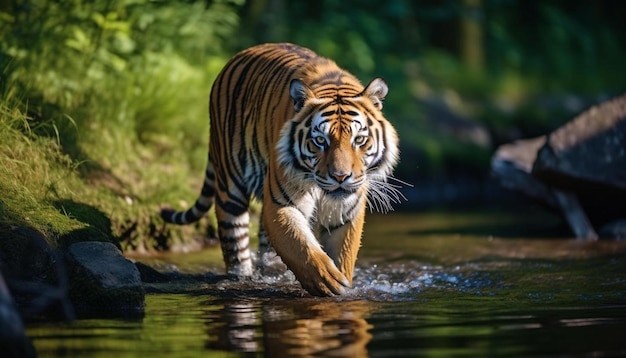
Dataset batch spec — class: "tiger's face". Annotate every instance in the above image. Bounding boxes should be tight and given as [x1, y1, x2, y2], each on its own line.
[308, 103, 371, 197]
[277, 78, 399, 203]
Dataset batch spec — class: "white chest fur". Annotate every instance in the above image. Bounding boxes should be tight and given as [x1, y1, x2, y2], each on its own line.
[313, 190, 360, 229]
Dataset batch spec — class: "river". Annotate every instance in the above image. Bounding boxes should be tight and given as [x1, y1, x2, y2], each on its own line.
[26, 209, 626, 357]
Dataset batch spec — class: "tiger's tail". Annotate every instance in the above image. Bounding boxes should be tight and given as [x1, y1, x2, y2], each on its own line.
[160, 164, 216, 225]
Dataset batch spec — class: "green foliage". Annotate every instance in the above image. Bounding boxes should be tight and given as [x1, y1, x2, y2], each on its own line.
[1, 0, 241, 162]
[485, 1, 626, 94]
[236, 0, 626, 182]
[0, 0, 243, 251]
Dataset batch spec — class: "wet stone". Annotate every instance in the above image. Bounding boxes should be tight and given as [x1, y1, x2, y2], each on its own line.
[64, 241, 145, 316]
[533, 94, 626, 190]
[532, 94, 626, 232]
[491, 135, 556, 207]
[492, 94, 626, 239]
[0, 273, 36, 358]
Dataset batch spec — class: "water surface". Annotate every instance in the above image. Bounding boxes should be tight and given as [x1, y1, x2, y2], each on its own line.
[26, 210, 626, 357]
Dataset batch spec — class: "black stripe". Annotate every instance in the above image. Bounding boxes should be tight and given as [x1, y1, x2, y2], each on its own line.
[194, 201, 211, 212]
[287, 123, 311, 173]
[205, 168, 215, 180]
[182, 211, 200, 223]
[317, 101, 335, 112]
[370, 126, 387, 170]
[269, 181, 294, 207]
[304, 117, 313, 127]
[172, 211, 184, 224]
[270, 188, 287, 206]
[201, 183, 214, 196]
[216, 169, 229, 193]
[216, 195, 247, 216]
[220, 233, 249, 244]
[218, 221, 249, 229]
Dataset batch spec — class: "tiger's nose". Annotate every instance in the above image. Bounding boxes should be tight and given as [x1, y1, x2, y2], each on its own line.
[331, 171, 352, 183]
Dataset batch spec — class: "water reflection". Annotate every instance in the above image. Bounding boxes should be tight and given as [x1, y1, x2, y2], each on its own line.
[204, 300, 259, 352]
[26, 209, 626, 357]
[204, 298, 372, 356]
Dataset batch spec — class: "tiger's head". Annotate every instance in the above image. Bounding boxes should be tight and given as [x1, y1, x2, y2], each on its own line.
[277, 77, 400, 210]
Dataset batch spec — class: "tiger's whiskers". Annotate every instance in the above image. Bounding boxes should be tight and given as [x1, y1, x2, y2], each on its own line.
[366, 176, 409, 213]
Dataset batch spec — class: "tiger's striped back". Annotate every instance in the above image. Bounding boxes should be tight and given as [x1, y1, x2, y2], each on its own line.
[161, 43, 400, 294]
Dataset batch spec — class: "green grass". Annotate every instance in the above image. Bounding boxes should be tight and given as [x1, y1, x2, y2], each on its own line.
[0, 61, 221, 254]
[0, 103, 103, 244]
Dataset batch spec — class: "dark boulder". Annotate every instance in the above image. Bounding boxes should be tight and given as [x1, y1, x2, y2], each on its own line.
[533, 95, 626, 190]
[0, 273, 36, 358]
[64, 241, 145, 316]
[1, 226, 145, 320]
[0, 227, 74, 320]
[491, 136, 556, 207]
[492, 94, 626, 240]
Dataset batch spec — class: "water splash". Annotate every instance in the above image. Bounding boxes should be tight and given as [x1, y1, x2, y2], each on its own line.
[197, 261, 501, 300]
[140, 255, 501, 301]
[348, 263, 444, 298]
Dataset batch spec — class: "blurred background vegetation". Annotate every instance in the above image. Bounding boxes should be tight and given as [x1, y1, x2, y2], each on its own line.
[1, 0, 625, 248]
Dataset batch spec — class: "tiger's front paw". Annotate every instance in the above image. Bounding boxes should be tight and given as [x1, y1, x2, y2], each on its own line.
[295, 251, 350, 296]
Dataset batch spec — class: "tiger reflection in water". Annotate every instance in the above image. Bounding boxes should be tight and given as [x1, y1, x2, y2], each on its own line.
[205, 299, 372, 356]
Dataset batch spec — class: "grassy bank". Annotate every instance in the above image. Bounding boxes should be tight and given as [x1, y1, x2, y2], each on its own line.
[0, 0, 243, 254]
[0, 83, 217, 254]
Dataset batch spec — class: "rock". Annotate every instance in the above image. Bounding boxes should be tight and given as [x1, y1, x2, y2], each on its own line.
[0, 227, 56, 285]
[491, 136, 556, 206]
[0, 273, 36, 358]
[0, 227, 74, 320]
[134, 261, 171, 283]
[532, 94, 626, 236]
[492, 94, 626, 240]
[491, 136, 598, 240]
[2, 227, 145, 318]
[64, 242, 145, 316]
[533, 94, 626, 190]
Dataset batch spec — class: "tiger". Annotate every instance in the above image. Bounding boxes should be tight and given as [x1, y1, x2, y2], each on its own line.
[161, 43, 400, 296]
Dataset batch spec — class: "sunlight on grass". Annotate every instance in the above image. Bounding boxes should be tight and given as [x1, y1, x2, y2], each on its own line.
[0, 0, 241, 252]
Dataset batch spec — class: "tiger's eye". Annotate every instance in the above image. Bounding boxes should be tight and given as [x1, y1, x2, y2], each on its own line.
[314, 136, 326, 145]
[354, 135, 367, 146]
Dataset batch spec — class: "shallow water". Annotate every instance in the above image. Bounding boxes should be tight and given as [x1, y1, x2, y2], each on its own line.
[26, 210, 626, 357]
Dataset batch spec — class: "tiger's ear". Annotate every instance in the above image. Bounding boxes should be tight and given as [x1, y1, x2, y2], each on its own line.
[290, 79, 310, 112]
[363, 77, 388, 110]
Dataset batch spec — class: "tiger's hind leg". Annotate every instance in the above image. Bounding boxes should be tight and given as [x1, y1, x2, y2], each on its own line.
[215, 196, 254, 276]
